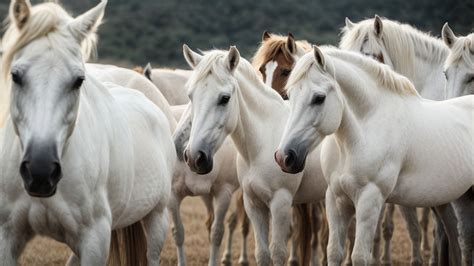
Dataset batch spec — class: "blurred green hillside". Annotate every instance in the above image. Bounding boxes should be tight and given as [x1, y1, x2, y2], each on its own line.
[1, 0, 473, 68]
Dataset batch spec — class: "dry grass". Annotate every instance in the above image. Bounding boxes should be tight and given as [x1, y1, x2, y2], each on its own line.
[19, 197, 433, 265]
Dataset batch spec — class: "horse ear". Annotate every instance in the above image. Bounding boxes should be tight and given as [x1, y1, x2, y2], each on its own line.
[287, 32, 296, 54]
[262, 31, 271, 41]
[345, 17, 355, 30]
[10, 0, 32, 30]
[226, 46, 240, 73]
[442, 23, 458, 49]
[313, 45, 326, 70]
[144, 63, 152, 80]
[374, 15, 383, 38]
[183, 44, 202, 69]
[68, 0, 107, 43]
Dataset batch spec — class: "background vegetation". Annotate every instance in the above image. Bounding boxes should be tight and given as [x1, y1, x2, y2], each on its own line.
[1, 0, 473, 68]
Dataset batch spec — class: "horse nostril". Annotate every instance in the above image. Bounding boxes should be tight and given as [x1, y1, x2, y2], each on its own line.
[50, 162, 62, 183]
[184, 149, 190, 163]
[284, 149, 297, 168]
[195, 150, 207, 167]
[20, 161, 32, 185]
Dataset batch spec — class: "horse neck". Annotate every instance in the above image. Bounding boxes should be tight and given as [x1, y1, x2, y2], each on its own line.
[230, 73, 287, 161]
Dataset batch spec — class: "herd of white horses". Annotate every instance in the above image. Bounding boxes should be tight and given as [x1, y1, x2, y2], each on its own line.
[0, 0, 472, 265]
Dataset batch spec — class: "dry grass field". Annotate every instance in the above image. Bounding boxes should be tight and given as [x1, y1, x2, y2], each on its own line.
[19, 197, 433, 266]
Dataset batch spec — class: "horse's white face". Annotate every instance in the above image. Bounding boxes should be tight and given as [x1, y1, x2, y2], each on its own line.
[442, 24, 474, 98]
[275, 48, 343, 173]
[6, 0, 106, 197]
[182, 45, 240, 174]
[342, 16, 394, 68]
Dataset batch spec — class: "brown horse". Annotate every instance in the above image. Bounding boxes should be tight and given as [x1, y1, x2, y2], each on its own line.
[252, 32, 312, 99]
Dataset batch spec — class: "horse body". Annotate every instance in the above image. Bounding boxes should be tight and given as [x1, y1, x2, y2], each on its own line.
[144, 65, 191, 105]
[0, 1, 174, 264]
[277, 47, 473, 265]
[180, 46, 327, 266]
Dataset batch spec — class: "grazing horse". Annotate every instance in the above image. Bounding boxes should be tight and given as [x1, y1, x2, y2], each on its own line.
[275, 46, 474, 266]
[252, 32, 311, 99]
[252, 31, 326, 266]
[442, 24, 474, 97]
[178, 45, 327, 266]
[0, 1, 174, 265]
[142, 63, 192, 105]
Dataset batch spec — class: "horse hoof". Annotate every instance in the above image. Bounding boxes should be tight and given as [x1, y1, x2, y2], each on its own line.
[288, 259, 299, 266]
[238, 259, 249, 266]
[221, 254, 232, 266]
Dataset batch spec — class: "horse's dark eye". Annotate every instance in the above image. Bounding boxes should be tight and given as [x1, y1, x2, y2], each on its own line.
[73, 76, 85, 90]
[218, 95, 231, 106]
[11, 71, 22, 85]
[281, 69, 291, 77]
[312, 94, 326, 105]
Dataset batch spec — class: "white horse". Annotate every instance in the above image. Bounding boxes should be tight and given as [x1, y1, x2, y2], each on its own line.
[340, 16, 452, 265]
[0, 1, 174, 265]
[179, 45, 327, 266]
[168, 103, 245, 266]
[341, 15, 448, 101]
[143, 63, 192, 105]
[442, 24, 474, 97]
[275, 46, 474, 266]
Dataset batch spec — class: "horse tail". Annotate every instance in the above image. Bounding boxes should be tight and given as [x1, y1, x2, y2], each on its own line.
[294, 203, 312, 266]
[107, 221, 148, 266]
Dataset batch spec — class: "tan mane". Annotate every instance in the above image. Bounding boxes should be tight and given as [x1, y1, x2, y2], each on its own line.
[252, 33, 312, 69]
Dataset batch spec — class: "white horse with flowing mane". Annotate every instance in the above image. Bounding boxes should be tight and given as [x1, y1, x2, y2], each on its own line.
[275, 46, 474, 266]
[442, 23, 474, 97]
[341, 15, 448, 101]
[0, 1, 175, 265]
[178, 45, 327, 266]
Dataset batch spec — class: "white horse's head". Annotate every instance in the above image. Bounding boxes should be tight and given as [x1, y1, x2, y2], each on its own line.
[181, 45, 241, 174]
[340, 15, 394, 68]
[275, 46, 343, 173]
[2, 0, 106, 197]
[442, 23, 474, 97]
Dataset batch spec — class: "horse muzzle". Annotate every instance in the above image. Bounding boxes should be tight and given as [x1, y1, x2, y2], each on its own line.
[274, 146, 307, 174]
[20, 143, 62, 198]
[184, 148, 214, 175]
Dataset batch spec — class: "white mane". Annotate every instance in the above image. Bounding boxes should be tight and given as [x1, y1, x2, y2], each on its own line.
[445, 33, 474, 68]
[186, 49, 280, 100]
[287, 46, 418, 97]
[340, 18, 449, 73]
[0, 2, 98, 128]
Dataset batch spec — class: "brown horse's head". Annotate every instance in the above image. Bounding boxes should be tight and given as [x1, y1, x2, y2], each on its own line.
[252, 32, 312, 99]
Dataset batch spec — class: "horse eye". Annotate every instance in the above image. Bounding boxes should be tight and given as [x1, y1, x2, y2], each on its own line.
[218, 95, 231, 106]
[311, 94, 326, 105]
[72, 76, 85, 90]
[11, 71, 22, 85]
[281, 69, 291, 77]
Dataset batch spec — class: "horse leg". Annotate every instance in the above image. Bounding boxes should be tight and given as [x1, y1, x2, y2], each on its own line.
[269, 189, 293, 266]
[0, 223, 32, 266]
[451, 189, 474, 266]
[202, 194, 215, 238]
[420, 208, 431, 254]
[343, 217, 356, 266]
[399, 206, 423, 266]
[351, 185, 385, 266]
[209, 189, 233, 266]
[143, 204, 170, 266]
[433, 204, 462, 266]
[221, 209, 237, 266]
[326, 189, 355, 266]
[429, 210, 442, 266]
[371, 203, 385, 265]
[243, 191, 271, 265]
[288, 213, 299, 266]
[169, 193, 187, 266]
[77, 218, 112, 265]
[320, 203, 329, 266]
[238, 192, 251, 266]
[311, 203, 323, 266]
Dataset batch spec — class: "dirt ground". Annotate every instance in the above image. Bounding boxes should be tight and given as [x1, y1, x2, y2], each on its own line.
[19, 197, 433, 265]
